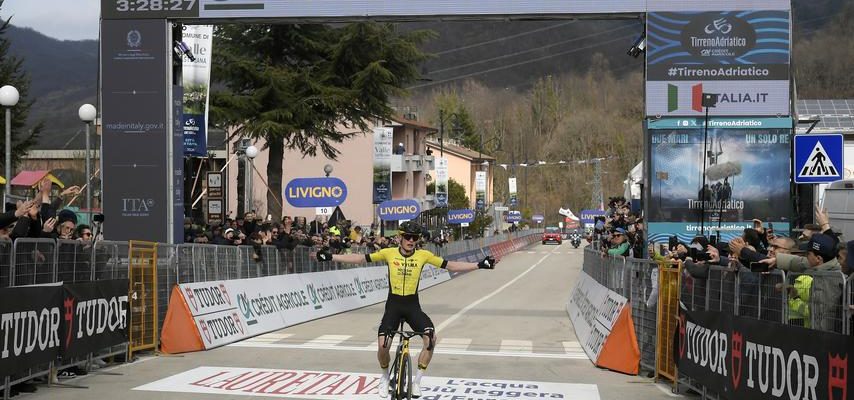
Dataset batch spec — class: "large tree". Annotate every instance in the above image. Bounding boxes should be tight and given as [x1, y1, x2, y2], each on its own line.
[0, 1, 41, 178]
[210, 23, 433, 219]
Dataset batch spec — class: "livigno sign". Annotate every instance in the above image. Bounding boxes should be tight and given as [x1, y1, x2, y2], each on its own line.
[506, 211, 522, 222]
[447, 209, 475, 224]
[377, 199, 420, 221]
[284, 177, 347, 208]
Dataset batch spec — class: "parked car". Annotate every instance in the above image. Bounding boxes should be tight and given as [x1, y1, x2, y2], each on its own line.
[542, 227, 562, 245]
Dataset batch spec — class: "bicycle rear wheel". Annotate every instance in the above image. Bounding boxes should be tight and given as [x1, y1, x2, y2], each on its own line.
[388, 353, 400, 399]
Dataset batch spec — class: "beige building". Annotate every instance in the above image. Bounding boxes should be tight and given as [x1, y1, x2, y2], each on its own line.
[425, 139, 494, 210]
[224, 116, 437, 226]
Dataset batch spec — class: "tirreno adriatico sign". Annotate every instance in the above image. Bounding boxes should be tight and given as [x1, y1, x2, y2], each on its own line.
[284, 177, 347, 208]
[377, 199, 420, 221]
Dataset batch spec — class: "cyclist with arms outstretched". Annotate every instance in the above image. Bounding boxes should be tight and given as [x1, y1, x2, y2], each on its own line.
[316, 221, 496, 398]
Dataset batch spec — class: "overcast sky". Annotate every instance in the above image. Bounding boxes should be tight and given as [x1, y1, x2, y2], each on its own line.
[4, 0, 100, 41]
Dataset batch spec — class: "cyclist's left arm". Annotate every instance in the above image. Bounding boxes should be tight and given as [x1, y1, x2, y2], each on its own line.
[426, 253, 495, 272]
[445, 261, 480, 273]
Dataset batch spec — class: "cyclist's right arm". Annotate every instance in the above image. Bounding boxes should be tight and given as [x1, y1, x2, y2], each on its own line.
[330, 253, 371, 263]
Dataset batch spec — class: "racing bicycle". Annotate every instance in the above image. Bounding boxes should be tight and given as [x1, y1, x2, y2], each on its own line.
[386, 321, 425, 400]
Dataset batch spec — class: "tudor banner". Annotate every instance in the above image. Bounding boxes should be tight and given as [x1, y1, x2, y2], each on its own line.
[62, 280, 129, 359]
[0, 285, 64, 378]
[677, 308, 853, 400]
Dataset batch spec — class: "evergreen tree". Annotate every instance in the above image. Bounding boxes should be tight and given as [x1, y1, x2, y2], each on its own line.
[0, 1, 41, 178]
[210, 23, 433, 218]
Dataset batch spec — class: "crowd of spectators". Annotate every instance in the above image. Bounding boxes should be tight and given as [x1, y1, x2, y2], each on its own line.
[0, 180, 93, 244]
[590, 196, 646, 258]
[183, 212, 454, 263]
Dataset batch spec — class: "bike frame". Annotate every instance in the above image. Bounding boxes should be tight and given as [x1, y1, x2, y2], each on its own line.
[387, 321, 424, 400]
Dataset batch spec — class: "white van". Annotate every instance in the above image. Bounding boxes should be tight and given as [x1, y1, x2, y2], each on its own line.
[822, 179, 854, 241]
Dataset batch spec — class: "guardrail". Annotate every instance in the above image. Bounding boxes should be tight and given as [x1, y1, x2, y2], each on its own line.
[0, 229, 542, 397]
[581, 248, 852, 397]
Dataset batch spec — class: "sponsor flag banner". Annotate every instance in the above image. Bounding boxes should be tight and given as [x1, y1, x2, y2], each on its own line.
[566, 271, 639, 374]
[377, 199, 420, 221]
[162, 266, 451, 352]
[435, 157, 448, 207]
[508, 177, 517, 207]
[62, 280, 129, 359]
[646, 10, 790, 117]
[447, 209, 475, 224]
[677, 308, 854, 400]
[181, 25, 213, 156]
[647, 118, 791, 244]
[475, 171, 487, 210]
[284, 177, 348, 208]
[372, 127, 393, 204]
[0, 285, 64, 377]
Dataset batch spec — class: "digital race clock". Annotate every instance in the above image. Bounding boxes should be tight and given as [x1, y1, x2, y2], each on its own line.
[103, 0, 200, 19]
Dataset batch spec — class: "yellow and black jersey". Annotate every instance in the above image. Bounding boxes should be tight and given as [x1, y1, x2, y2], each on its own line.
[365, 247, 448, 296]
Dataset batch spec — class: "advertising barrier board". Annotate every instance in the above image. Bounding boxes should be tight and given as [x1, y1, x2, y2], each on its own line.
[567, 271, 639, 374]
[677, 307, 854, 400]
[164, 265, 451, 351]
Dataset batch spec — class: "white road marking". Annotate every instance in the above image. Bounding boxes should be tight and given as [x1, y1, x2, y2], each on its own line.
[304, 334, 351, 346]
[435, 253, 551, 332]
[244, 332, 294, 342]
[499, 339, 533, 353]
[439, 337, 472, 350]
[526, 251, 535, 254]
[228, 341, 590, 360]
[562, 341, 583, 353]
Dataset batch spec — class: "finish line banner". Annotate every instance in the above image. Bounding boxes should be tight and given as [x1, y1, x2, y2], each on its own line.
[135, 366, 601, 400]
[566, 271, 639, 374]
[677, 308, 854, 400]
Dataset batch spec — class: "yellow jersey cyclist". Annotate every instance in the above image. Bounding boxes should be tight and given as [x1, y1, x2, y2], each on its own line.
[316, 221, 496, 398]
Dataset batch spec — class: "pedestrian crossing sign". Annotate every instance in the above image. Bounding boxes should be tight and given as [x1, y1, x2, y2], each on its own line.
[794, 134, 844, 184]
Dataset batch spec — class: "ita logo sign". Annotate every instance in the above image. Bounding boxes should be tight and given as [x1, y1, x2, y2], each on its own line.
[284, 177, 348, 207]
[794, 134, 844, 184]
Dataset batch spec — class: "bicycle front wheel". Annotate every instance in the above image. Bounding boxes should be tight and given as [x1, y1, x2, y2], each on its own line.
[402, 354, 412, 400]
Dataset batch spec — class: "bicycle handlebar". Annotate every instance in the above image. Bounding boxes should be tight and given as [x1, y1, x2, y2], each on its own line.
[389, 330, 427, 339]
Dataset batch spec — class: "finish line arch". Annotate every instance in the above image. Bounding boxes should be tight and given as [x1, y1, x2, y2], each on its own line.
[98, 0, 791, 242]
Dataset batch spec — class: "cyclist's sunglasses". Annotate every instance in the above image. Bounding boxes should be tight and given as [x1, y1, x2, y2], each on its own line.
[401, 233, 421, 241]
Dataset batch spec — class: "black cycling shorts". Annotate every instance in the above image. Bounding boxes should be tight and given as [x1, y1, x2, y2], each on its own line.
[378, 294, 434, 337]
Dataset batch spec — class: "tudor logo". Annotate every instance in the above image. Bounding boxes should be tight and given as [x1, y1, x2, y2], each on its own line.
[184, 287, 198, 312]
[828, 353, 848, 400]
[198, 319, 211, 343]
[730, 331, 743, 390]
[219, 284, 231, 306]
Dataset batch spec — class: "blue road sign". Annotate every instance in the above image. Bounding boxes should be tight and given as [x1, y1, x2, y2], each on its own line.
[794, 134, 844, 184]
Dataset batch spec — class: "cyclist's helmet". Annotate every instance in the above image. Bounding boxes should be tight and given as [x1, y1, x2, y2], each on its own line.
[398, 221, 423, 236]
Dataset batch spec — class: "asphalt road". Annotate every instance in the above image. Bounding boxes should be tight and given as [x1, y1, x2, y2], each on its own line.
[22, 242, 684, 400]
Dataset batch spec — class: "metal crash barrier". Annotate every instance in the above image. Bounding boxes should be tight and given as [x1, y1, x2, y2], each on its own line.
[581, 248, 853, 398]
[0, 230, 541, 396]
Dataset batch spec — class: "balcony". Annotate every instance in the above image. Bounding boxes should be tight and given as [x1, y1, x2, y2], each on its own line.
[391, 154, 435, 173]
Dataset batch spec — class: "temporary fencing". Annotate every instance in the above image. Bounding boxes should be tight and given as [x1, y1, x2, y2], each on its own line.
[0, 229, 541, 397]
[580, 248, 854, 398]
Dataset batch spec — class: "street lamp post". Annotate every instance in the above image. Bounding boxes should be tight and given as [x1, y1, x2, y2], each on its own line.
[245, 145, 258, 214]
[79, 104, 97, 218]
[0, 85, 19, 207]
